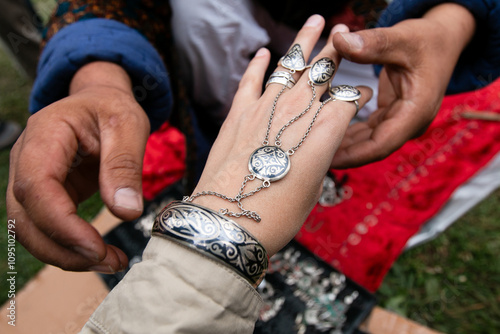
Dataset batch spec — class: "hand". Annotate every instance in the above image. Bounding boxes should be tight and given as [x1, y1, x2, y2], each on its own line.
[190, 16, 372, 256]
[7, 62, 149, 272]
[330, 3, 476, 168]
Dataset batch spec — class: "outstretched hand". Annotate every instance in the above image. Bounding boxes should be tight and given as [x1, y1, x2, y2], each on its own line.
[330, 3, 476, 168]
[7, 62, 149, 272]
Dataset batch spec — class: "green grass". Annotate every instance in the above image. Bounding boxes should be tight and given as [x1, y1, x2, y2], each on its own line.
[378, 188, 500, 333]
[0, 16, 499, 332]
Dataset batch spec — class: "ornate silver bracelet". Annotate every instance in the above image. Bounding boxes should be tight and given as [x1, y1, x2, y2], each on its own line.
[152, 201, 268, 287]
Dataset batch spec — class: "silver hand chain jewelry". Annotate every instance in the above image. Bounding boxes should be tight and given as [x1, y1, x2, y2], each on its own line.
[184, 44, 336, 222]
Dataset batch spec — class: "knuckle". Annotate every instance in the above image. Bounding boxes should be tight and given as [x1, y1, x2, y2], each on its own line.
[238, 73, 255, 87]
[95, 91, 150, 130]
[104, 105, 150, 134]
[24, 112, 39, 127]
[105, 152, 143, 178]
[11, 178, 29, 204]
[371, 28, 392, 55]
[239, 75, 259, 91]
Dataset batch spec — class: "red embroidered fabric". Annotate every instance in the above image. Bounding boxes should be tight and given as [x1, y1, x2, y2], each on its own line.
[142, 79, 500, 291]
[296, 79, 500, 291]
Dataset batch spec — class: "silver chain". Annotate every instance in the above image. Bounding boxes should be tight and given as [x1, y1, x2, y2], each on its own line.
[274, 81, 316, 148]
[289, 96, 332, 154]
[263, 83, 287, 145]
[183, 174, 270, 222]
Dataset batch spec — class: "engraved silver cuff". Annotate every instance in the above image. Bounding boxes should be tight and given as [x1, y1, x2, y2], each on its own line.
[152, 201, 269, 287]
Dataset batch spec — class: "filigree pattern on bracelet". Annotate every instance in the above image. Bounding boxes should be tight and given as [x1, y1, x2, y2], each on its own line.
[152, 201, 268, 287]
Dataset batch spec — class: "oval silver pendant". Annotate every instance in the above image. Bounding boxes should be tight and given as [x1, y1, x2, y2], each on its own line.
[309, 57, 335, 85]
[248, 146, 290, 182]
[329, 85, 361, 101]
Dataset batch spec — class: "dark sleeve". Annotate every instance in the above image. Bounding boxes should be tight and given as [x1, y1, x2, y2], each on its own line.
[377, 0, 500, 94]
[30, 0, 174, 130]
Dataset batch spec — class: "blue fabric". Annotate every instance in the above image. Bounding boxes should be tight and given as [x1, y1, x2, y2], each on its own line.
[30, 18, 172, 131]
[376, 0, 500, 94]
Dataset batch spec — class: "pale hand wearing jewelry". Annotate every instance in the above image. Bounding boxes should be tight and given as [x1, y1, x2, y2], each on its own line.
[185, 43, 360, 223]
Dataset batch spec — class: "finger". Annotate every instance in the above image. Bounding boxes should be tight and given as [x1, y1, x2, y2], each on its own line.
[376, 69, 397, 109]
[99, 104, 150, 221]
[296, 86, 373, 159]
[9, 154, 127, 272]
[330, 85, 373, 120]
[11, 116, 109, 263]
[12, 206, 125, 272]
[265, 15, 326, 96]
[301, 24, 349, 96]
[337, 122, 372, 150]
[323, 86, 373, 137]
[89, 245, 128, 273]
[233, 47, 271, 105]
[331, 99, 426, 168]
[333, 26, 412, 67]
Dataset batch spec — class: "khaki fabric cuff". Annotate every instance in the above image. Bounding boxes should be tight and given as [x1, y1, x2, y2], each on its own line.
[82, 237, 263, 334]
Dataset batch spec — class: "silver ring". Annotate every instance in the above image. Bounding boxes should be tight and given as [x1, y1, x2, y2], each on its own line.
[308, 57, 336, 86]
[266, 77, 295, 89]
[279, 44, 307, 72]
[329, 85, 361, 116]
[269, 71, 296, 83]
[266, 71, 296, 89]
[353, 100, 359, 116]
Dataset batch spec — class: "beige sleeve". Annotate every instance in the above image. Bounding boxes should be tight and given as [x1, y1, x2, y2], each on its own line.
[80, 237, 263, 334]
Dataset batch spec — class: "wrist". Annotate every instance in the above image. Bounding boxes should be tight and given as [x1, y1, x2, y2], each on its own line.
[189, 162, 323, 257]
[69, 61, 133, 96]
[423, 3, 476, 54]
[152, 201, 268, 287]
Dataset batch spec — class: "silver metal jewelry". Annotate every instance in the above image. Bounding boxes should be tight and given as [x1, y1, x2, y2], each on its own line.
[265, 71, 296, 89]
[329, 85, 361, 116]
[259, 245, 359, 332]
[152, 201, 268, 287]
[268, 71, 297, 83]
[309, 57, 336, 85]
[266, 77, 295, 89]
[184, 51, 336, 222]
[279, 44, 307, 72]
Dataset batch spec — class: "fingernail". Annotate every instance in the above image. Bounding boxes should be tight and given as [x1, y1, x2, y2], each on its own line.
[119, 262, 127, 272]
[255, 48, 268, 57]
[331, 24, 349, 35]
[304, 14, 323, 28]
[89, 264, 116, 274]
[114, 187, 142, 211]
[73, 246, 100, 262]
[340, 32, 364, 51]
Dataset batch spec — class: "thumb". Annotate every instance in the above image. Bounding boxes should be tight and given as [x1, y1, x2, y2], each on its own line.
[99, 110, 150, 220]
[333, 27, 410, 67]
